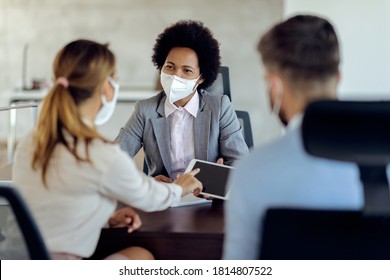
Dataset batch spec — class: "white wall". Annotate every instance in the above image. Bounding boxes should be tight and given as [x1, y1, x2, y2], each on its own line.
[285, 0, 390, 100]
[3, 0, 388, 155]
[0, 0, 284, 146]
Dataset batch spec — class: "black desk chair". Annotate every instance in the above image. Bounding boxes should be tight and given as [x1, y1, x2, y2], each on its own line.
[260, 100, 390, 260]
[0, 182, 50, 259]
[235, 110, 254, 149]
[206, 66, 253, 148]
[205, 66, 231, 101]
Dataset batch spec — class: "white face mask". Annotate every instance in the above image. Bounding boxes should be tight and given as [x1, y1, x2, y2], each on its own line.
[268, 78, 288, 126]
[160, 71, 200, 104]
[94, 77, 119, 126]
[271, 88, 283, 116]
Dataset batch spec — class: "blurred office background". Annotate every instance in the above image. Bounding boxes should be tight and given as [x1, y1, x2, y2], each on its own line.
[1, 0, 390, 168]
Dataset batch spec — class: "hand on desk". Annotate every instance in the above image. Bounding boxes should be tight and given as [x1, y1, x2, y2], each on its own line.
[154, 175, 173, 183]
[108, 207, 142, 233]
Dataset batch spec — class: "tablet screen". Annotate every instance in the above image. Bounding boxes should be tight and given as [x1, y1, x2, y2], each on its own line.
[187, 160, 233, 198]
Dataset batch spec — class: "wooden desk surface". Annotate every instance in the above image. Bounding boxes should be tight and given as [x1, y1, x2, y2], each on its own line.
[90, 200, 225, 260]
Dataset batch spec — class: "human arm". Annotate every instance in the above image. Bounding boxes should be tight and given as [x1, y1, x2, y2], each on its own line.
[154, 175, 173, 183]
[108, 207, 142, 233]
[155, 172, 203, 196]
[173, 168, 203, 196]
[100, 148, 202, 212]
[116, 101, 144, 157]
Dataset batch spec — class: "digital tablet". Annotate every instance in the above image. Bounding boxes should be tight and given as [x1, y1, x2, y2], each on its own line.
[184, 159, 234, 200]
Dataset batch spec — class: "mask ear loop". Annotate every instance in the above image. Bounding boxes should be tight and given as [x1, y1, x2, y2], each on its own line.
[271, 78, 283, 115]
[100, 81, 108, 106]
[270, 78, 287, 133]
[99, 79, 108, 107]
[192, 74, 202, 92]
[100, 76, 119, 105]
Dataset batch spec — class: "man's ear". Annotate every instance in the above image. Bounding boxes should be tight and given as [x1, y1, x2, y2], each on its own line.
[337, 68, 341, 83]
[268, 75, 283, 99]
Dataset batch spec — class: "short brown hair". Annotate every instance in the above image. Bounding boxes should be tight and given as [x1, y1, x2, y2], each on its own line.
[258, 15, 340, 88]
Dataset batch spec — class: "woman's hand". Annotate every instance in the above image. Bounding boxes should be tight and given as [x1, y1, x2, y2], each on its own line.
[154, 175, 173, 183]
[108, 207, 142, 233]
[174, 168, 203, 196]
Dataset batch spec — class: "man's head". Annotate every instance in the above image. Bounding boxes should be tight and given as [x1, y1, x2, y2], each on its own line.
[258, 15, 340, 124]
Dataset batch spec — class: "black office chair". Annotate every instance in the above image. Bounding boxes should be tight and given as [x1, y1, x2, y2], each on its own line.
[260, 100, 390, 260]
[205, 66, 231, 101]
[0, 182, 50, 259]
[206, 66, 253, 147]
[235, 110, 254, 149]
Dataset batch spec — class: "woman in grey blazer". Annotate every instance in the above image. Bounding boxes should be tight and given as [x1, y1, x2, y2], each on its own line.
[117, 20, 248, 182]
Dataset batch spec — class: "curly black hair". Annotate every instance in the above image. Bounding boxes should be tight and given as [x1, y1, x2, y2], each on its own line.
[152, 20, 221, 89]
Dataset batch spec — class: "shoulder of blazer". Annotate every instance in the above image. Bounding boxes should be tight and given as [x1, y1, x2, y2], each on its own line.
[136, 91, 165, 107]
[199, 89, 227, 111]
[135, 91, 166, 116]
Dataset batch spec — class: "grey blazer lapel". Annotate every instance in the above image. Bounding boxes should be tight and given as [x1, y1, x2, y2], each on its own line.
[194, 95, 210, 160]
[151, 118, 172, 176]
[151, 97, 173, 177]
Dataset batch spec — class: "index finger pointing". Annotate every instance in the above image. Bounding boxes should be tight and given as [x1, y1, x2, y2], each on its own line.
[188, 168, 200, 176]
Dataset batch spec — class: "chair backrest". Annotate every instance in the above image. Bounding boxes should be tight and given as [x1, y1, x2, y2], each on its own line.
[260, 208, 390, 259]
[302, 100, 390, 166]
[302, 100, 390, 214]
[205, 66, 231, 101]
[235, 110, 254, 149]
[0, 182, 50, 259]
[260, 100, 390, 259]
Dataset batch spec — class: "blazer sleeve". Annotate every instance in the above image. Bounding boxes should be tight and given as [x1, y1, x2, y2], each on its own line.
[219, 95, 249, 165]
[116, 101, 144, 157]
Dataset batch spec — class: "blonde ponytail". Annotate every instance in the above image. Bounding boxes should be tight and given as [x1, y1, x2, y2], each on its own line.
[32, 84, 106, 186]
[31, 39, 115, 187]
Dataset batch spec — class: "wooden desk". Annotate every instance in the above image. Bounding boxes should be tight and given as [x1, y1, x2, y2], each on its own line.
[90, 201, 224, 260]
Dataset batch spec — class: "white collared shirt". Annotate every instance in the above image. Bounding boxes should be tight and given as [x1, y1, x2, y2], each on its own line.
[165, 91, 199, 179]
[286, 113, 303, 131]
